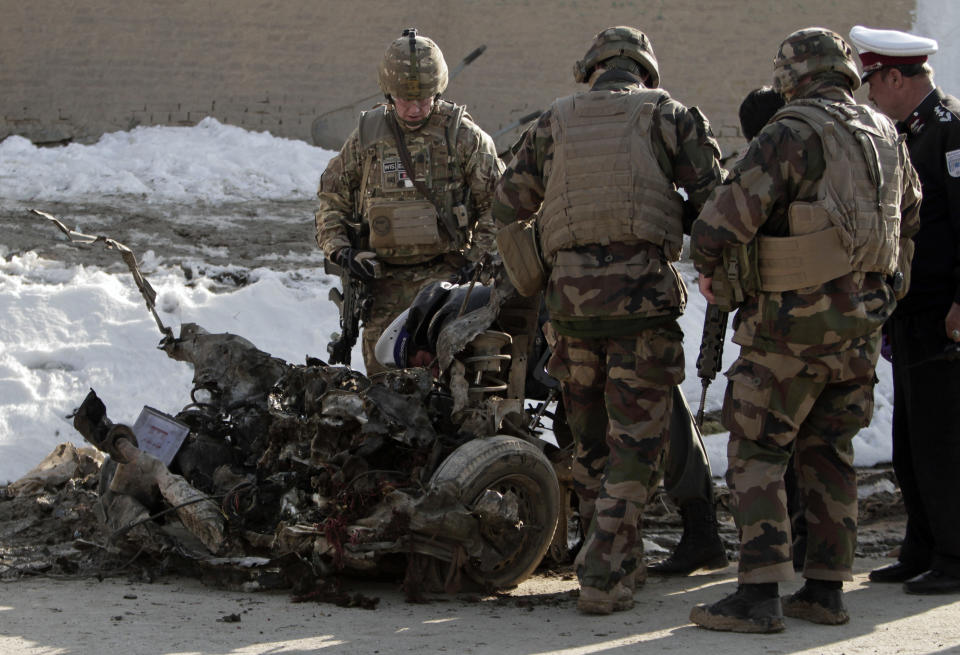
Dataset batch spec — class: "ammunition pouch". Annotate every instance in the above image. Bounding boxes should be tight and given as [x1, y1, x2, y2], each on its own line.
[367, 199, 449, 257]
[496, 219, 547, 297]
[710, 242, 759, 312]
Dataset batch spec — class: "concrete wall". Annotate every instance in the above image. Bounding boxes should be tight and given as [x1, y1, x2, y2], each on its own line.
[0, 0, 914, 156]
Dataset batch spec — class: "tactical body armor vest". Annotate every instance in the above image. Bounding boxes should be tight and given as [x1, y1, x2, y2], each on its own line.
[757, 100, 903, 290]
[356, 100, 471, 265]
[538, 87, 684, 262]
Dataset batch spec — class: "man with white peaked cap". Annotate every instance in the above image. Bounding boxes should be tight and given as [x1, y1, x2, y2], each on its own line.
[850, 25, 960, 595]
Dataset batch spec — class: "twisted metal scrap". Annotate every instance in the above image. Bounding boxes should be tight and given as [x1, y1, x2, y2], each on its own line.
[30, 208, 173, 339]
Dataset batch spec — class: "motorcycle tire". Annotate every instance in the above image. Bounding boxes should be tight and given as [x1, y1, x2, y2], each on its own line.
[428, 435, 560, 589]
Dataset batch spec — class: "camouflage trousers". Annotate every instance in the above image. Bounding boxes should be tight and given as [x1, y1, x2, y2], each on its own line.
[545, 324, 684, 591]
[723, 334, 880, 583]
[360, 259, 459, 376]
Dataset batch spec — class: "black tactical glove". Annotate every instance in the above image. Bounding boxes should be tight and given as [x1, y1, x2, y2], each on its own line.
[333, 248, 380, 283]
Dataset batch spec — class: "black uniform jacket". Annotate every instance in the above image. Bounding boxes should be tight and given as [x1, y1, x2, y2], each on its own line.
[896, 88, 960, 315]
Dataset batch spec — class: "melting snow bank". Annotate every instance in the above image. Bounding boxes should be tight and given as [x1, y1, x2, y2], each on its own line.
[0, 118, 334, 204]
[0, 251, 348, 483]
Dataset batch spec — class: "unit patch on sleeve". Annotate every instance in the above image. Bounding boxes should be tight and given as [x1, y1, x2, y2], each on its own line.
[947, 149, 960, 178]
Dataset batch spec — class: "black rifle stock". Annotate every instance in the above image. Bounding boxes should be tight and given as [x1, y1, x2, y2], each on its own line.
[325, 259, 356, 365]
[695, 303, 729, 426]
[324, 221, 380, 366]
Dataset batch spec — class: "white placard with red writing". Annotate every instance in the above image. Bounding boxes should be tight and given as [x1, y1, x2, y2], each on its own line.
[132, 406, 190, 466]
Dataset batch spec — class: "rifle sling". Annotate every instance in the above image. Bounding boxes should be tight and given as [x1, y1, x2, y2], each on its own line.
[356, 151, 372, 219]
[387, 113, 461, 246]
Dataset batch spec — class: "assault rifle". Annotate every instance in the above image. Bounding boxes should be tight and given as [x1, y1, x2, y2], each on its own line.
[324, 222, 381, 366]
[695, 303, 729, 426]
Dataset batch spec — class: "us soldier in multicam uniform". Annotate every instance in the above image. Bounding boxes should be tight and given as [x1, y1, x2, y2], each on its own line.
[316, 29, 502, 375]
[688, 28, 922, 633]
[492, 26, 725, 614]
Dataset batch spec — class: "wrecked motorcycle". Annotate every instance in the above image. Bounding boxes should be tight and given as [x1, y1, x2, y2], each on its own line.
[34, 210, 685, 595]
[69, 250, 566, 594]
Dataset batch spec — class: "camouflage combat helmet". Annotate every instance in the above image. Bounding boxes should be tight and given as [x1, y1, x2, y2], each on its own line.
[573, 26, 660, 88]
[773, 27, 861, 97]
[378, 28, 449, 101]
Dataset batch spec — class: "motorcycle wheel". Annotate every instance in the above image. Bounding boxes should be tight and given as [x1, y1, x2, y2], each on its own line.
[428, 435, 560, 589]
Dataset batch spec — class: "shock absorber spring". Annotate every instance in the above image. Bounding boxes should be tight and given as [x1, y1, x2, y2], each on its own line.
[462, 330, 512, 398]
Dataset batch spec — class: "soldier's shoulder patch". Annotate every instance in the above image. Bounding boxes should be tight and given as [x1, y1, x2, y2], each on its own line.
[946, 149, 960, 178]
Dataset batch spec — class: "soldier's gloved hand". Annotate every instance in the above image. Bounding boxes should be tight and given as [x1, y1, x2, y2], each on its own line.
[333, 247, 380, 282]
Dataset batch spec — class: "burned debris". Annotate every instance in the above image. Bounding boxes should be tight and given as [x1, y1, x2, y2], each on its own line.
[1, 214, 565, 598]
[53, 318, 561, 596]
[1, 290, 567, 598]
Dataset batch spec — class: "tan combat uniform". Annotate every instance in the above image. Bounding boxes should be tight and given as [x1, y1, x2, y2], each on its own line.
[316, 100, 502, 373]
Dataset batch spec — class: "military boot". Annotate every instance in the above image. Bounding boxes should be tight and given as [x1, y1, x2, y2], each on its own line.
[621, 562, 647, 592]
[577, 583, 635, 615]
[649, 499, 728, 575]
[782, 579, 848, 625]
[577, 561, 641, 614]
[690, 583, 785, 633]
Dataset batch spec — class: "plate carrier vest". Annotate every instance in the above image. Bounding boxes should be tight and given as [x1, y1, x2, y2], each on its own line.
[538, 87, 684, 262]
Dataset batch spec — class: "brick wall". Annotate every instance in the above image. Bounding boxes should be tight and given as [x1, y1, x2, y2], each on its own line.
[0, 0, 914, 156]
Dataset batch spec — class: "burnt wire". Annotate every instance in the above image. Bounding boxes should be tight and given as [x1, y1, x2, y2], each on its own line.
[341, 469, 408, 495]
[221, 480, 257, 517]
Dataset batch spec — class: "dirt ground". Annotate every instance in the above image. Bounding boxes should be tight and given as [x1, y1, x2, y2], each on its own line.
[5, 459, 954, 655]
[1, 199, 321, 274]
[2, 559, 959, 654]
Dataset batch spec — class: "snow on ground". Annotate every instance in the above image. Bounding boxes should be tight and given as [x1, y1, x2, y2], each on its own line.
[3, 9, 956, 483]
[0, 117, 329, 205]
[0, 250, 356, 483]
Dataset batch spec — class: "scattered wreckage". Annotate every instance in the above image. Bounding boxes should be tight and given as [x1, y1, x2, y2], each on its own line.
[75, 315, 566, 594]
[1, 212, 911, 601]
[3, 211, 571, 596]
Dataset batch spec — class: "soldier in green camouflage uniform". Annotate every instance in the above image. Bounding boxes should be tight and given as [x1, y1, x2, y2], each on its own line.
[688, 28, 922, 633]
[492, 26, 724, 614]
[316, 29, 502, 375]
